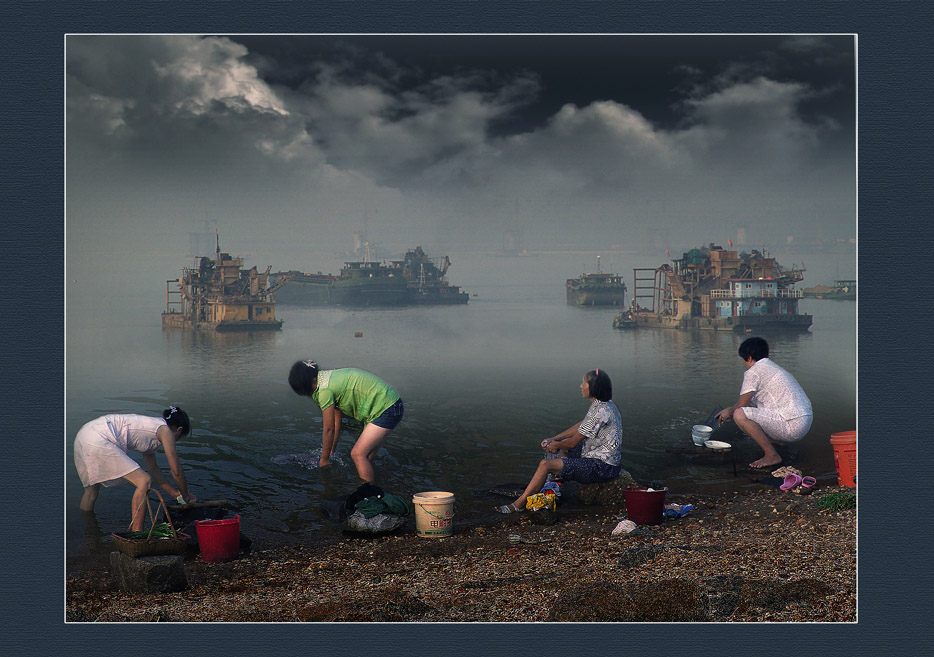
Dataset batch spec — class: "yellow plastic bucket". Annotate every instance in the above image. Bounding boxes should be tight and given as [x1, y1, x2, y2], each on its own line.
[412, 491, 455, 538]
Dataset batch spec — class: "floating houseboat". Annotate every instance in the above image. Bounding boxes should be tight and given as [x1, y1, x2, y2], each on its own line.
[628, 244, 811, 332]
[162, 239, 284, 331]
[270, 244, 468, 306]
[566, 256, 627, 306]
[803, 279, 856, 300]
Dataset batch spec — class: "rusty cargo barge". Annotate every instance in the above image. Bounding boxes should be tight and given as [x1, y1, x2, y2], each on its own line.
[628, 244, 811, 333]
[162, 239, 284, 331]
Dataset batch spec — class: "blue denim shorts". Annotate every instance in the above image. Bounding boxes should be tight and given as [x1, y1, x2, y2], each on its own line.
[370, 398, 404, 430]
[560, 456, 621, 484]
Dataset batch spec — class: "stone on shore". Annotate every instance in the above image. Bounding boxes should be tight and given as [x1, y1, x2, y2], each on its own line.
[109, 552, 188, 593]
[528, 507, 558, 525]
[577, 469, 639, 506]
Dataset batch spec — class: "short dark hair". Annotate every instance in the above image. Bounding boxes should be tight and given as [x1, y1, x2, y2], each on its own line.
[289, 360, 319, 396]
[585, 369, 613, 402]
[738, 337, 769, 361]
[163, 406, 190, 436]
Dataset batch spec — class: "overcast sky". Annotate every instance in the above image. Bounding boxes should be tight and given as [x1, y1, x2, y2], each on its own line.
[66, 34, 855, 271]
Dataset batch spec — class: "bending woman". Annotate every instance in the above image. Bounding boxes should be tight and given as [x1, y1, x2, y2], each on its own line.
[495, 369, 623, 514]
[73, 407, 197, 530]
[288, 360, 403, 484]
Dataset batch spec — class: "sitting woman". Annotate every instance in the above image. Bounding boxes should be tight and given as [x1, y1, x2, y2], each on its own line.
[494, 368, 622, 514]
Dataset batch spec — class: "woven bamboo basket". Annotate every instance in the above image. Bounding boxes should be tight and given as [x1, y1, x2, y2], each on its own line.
[111, 489, 190, 558]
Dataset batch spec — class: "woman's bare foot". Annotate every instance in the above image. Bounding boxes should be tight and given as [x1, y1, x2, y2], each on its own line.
[749, 454, 783, 468]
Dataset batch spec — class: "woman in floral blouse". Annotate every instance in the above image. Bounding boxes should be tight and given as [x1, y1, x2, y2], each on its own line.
[494, 368, 623, 514]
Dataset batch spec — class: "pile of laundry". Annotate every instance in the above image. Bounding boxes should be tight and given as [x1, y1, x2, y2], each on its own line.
[525, 481, 562, 512]
[342, 483, 411, 535]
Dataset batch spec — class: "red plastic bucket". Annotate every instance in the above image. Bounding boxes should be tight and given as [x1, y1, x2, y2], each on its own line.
[623, 486, 668, 525]
[830, 431, 856, 487]
[195, 515, 241, 563]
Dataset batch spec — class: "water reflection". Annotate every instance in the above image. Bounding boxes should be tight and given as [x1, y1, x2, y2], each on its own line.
[67, 285, 855, 557]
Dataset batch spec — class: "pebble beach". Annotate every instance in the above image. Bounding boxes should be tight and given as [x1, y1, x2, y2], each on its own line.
[65, 482, 857, 623]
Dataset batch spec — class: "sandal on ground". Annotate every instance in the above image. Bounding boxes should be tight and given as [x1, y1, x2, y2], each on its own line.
[494, 503, 524, 514]
[801, 476, 817, 489]
[780, 474, 803, 491]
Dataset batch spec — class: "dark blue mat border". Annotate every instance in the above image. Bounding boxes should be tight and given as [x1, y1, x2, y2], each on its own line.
[3, 1, 927, 654]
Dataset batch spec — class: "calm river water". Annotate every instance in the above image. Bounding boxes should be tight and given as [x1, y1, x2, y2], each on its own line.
[65, 249, 856, 565]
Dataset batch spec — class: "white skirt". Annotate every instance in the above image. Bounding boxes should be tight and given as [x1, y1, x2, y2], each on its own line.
[73, 417, 142, 487]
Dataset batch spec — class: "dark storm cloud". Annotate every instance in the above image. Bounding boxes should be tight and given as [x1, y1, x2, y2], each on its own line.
[67, 34, 855, 254]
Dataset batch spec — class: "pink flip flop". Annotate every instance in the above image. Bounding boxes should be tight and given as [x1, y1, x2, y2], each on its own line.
[801, 476, 817, 489]
[780, 473, 803, 491]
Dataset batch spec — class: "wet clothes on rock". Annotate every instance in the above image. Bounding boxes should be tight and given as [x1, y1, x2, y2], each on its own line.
[73, 414, 166, 487]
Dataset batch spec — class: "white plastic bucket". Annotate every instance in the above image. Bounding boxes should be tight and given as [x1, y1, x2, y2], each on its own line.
[412, 491, 455, 538]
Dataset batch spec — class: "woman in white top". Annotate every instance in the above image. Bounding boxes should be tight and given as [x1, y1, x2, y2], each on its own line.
[73, 406, 197, 530]
[717, 337, 813, 468]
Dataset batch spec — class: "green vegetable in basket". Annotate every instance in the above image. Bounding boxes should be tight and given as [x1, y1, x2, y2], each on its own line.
[120, 522, 176, 540]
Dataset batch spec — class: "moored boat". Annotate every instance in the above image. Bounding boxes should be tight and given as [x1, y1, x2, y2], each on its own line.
[270, 244, 468, 306]
[270, 260, 411, 307]
[629, 244, 811, 332]
[162, 237, 284, 331]
[612, 305, 639, 329]
[399, 245, 469, 305]
[566, 256, 627, 306]
[803, 279, 856, 300]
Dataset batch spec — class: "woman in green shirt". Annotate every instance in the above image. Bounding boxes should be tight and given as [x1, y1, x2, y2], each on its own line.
[288, 360, 403, 483]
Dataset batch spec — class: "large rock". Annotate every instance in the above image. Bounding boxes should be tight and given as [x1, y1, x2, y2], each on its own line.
[577, 469, 639, 506]
[528, 507, 558, 526]
[109, 552, 188, 593]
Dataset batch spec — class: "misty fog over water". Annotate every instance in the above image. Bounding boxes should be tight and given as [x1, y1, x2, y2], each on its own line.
[66, 247, 855, 563]
[65, 35, 856, 565]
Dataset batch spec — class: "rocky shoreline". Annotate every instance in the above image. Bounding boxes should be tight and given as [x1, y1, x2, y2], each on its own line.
[65, 481, 857, 623]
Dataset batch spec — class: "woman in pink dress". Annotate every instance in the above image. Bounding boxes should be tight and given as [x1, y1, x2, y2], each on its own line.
[73, 406, 197, 530]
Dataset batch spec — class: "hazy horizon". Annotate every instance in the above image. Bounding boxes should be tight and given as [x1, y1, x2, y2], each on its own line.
[66, 34, 856, 307]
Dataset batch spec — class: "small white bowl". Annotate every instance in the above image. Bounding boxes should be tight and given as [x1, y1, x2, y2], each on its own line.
[704, 440, 731, 450]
